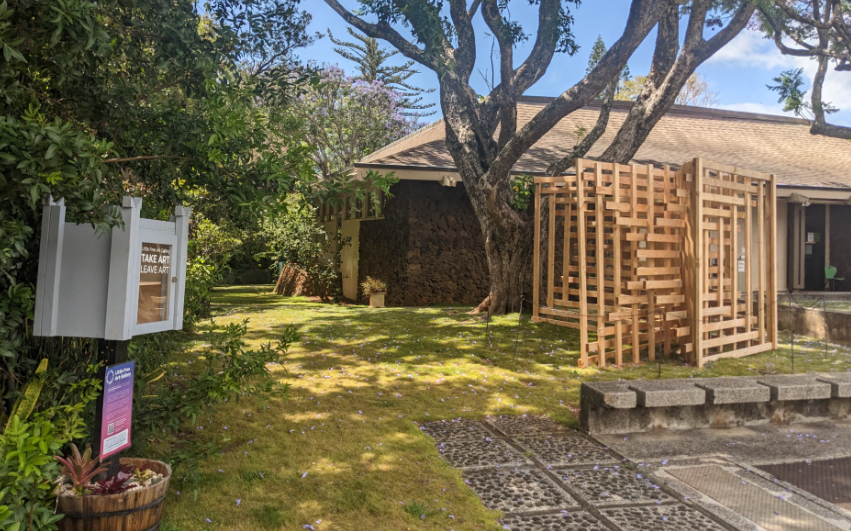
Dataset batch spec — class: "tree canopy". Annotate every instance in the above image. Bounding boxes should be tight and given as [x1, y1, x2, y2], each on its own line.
[323, 0, 756, 314]
[291, 64, 422, 178]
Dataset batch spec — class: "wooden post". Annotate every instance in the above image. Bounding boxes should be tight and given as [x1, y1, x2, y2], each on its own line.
[647, 164, 656, 361]
[533, 184, 541, 320]
[562, 188, 571, 308]
[577, 162, 589, 367]
[595, 164, 606, 366]
[662, 165, 672, 358]
[93, 339, 130, 477]
[547, 187, 556, 309]
[730, 191, 737, 321]
[613, 164, 623, 365]
[630, 164, 640, 363]
[693, 159, 705, 367]
[745, 178, 753, 343]
[767, 176, 778, 348]
[758, 181, 766, 345]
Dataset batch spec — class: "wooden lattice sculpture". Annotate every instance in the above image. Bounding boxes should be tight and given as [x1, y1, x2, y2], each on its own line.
[532, 158, 777, 368]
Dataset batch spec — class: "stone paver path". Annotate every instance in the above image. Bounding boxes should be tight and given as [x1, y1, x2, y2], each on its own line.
[421, 415, 851, 530]
[420, 415, 728, 530]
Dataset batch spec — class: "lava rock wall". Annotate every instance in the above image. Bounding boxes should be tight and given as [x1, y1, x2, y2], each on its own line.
[357, 181, 489, 306]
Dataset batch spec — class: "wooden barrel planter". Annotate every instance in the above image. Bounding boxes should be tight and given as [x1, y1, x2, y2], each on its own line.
[56, 458, 171, 531]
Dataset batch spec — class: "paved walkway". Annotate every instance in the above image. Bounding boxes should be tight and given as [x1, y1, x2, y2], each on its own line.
[420, 416, 851, 530]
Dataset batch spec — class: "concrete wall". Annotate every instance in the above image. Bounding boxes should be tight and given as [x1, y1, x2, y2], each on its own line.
[340, 219, 360, 300]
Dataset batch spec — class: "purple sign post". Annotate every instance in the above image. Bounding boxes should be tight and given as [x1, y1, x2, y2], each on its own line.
[99, 361, 135, 459]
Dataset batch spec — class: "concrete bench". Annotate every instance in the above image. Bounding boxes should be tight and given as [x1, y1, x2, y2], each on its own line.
[694, 378, 771, 405]
[580, 373, 851, 435]
[756, 375, 832, 401]
[815, 372, 851, 397]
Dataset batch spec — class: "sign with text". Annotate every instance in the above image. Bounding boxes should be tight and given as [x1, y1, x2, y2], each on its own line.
[137, 243, 172, 324]
[99, 361, 135, 459]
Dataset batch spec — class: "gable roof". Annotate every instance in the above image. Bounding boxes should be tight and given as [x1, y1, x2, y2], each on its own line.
[356, 96, 851, 189]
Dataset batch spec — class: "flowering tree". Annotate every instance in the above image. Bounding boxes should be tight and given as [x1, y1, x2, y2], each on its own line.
[293, 66, 421, 178]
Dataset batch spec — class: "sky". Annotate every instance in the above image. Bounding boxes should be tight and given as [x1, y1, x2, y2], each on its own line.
[298, 1, 851, 126]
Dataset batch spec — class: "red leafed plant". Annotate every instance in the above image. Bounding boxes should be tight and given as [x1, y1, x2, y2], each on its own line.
[91, 469, 135, 495]
[55, 443, 108, 495]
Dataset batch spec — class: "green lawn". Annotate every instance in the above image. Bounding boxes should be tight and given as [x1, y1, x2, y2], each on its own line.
[161, 286, 851, 531]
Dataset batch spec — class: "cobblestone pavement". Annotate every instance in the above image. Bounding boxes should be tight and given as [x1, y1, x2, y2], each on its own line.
[420, 415, 851, 530]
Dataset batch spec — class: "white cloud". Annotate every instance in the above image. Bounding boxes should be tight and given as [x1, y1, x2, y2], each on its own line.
[709, 30, 851, 124]
[707, 31, 789, 70]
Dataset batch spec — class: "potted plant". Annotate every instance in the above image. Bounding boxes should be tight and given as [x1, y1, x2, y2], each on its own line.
[361, 277, 387, 308]
[54, 444, 171, 531]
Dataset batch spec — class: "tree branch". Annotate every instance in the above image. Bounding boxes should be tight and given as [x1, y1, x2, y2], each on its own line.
[696, 2, 756, 60]
[599, 0, 755, 164]
[510, 0, 563, 94]
[104, 155, 190, 163]
[546, 79, 619, 176]
[482, 0, 519, 148]
[322, 0, 437, 70]
[809, 31, 851, 139]
[450, 0, 477, 80]
[486, 0, 666, 180]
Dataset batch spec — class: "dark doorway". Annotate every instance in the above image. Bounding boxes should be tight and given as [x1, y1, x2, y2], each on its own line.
[804, 204, 826, 290]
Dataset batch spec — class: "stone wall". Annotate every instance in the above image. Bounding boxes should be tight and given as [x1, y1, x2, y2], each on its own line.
[357, 180, 490, 306]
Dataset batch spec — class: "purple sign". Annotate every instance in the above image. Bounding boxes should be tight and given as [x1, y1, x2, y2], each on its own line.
[99, 361, 134, 459]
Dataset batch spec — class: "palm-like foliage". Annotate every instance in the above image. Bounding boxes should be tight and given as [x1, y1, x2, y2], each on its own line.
[55, 444, 107, 494]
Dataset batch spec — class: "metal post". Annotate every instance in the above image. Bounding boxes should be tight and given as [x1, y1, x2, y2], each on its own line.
[93, 339, 129, 478]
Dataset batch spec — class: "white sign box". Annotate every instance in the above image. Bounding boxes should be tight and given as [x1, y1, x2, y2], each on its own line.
[34, 196, 190, 340]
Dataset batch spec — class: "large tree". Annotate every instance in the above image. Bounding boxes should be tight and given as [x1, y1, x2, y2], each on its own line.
[323, 0, 756, 314]
[758, 0, 850, 140]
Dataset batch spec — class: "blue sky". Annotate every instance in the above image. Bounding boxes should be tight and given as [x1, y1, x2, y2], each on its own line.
[299, 1, 851, 125]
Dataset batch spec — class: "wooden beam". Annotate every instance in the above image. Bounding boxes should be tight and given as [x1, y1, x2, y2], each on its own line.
[533, 183, 542, 320]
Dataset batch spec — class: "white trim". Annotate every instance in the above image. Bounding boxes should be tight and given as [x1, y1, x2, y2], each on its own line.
[33, 196, 65, 336]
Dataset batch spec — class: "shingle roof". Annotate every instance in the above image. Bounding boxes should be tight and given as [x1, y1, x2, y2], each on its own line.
[355, 96, 851, 188]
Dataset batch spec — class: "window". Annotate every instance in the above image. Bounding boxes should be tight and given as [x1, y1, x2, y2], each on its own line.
[137, 242, 172, 324]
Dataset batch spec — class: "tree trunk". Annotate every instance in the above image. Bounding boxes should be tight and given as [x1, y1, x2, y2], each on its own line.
[472, 214, 533, 315]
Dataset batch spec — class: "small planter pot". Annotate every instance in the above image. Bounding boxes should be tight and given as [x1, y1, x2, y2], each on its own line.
[57, 458, 171, 531]
[369, 292, 385, 308]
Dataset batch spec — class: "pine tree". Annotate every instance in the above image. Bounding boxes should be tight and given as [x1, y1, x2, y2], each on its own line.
[587, 35, 630, 94]
[328, 27, 436, 116]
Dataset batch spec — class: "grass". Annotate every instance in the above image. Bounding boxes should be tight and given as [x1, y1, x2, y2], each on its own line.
[161, 285, 851, 530]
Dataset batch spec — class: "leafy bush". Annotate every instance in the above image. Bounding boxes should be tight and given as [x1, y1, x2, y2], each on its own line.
[183, 257, 224, 325]
[0, 363, 101, 531]
[190, 215, 243, 266]
[263, 198, 346, 302]
[360, 277, 386, 296]
[510, 174, 534, 211]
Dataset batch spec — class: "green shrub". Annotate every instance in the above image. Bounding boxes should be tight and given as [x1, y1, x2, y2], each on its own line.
[0, 363, 101, 531]
[263, 198, 346, 302]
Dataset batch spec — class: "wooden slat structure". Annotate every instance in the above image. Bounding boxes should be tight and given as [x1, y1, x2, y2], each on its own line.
[532, 158, 776, 368]
[318, 188, 387, 222]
